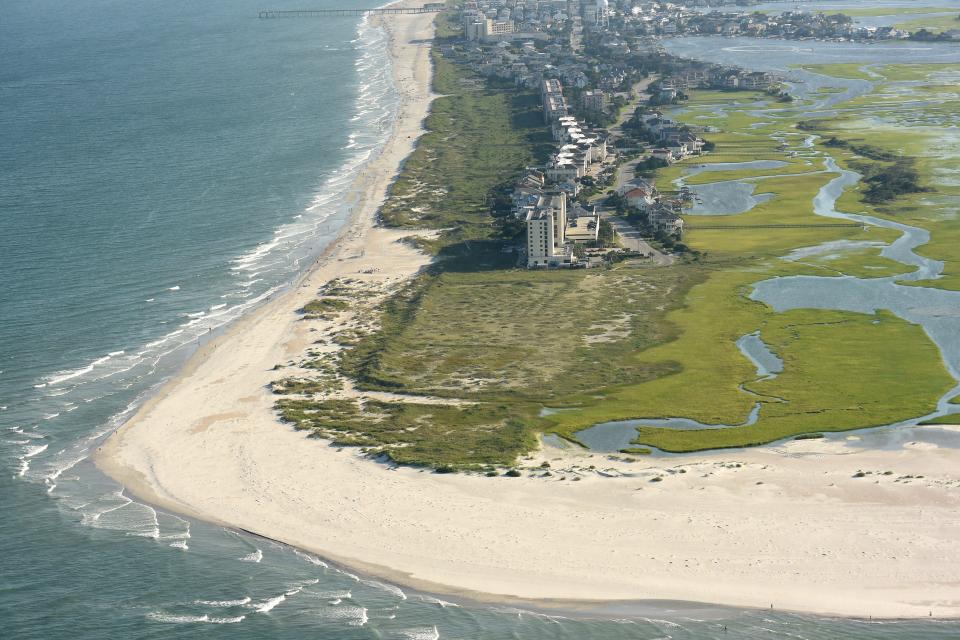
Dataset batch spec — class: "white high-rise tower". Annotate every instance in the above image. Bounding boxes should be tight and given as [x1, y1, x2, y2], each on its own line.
[594, 0, 609, 26]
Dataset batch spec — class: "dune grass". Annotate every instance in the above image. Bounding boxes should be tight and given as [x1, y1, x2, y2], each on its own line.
[345, 268, 694, 402]
[378, 48, 552, 254]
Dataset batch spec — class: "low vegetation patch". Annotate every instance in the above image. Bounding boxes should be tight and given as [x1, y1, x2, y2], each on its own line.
[301, 298, 349, 319]
[277, 397, 535, 468]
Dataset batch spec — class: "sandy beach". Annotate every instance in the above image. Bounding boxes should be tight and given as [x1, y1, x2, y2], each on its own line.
[97, 3, 960, 620]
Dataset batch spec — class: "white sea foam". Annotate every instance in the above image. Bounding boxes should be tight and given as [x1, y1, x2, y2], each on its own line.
[323, 605, 368, 627]
[360, 579, 406, 600]
[401, 626, 440, 640]
[147, 612, 245, 624]
[23, 444, 49, 458]
[240, 549, 263, 563]
[196, 597, 252, 607]
[417, 595, 460, 608]
[81, 489, 161, 539]
[44, 353, 121, 387]
[250, 594, 285, 613]
[294, 549, 329, 567]
[209, 303, 226, 311]
[168, 285, 180, 291]
[43, 454, 85, 492]
[306, 590, 351, 600]
[169, 540, 189, 550]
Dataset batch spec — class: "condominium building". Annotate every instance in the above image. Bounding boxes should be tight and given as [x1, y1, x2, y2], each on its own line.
[526, 193, 572, 267]
[581, 89, 608, 114]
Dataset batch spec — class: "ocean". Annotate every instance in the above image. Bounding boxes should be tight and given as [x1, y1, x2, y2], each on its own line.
[1, 0, 959, 637]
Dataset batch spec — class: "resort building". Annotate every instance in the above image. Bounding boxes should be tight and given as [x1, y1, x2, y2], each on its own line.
[526, 193, 575, 267]
[541, 78, 568, 122]
[581, 89, 608, 114]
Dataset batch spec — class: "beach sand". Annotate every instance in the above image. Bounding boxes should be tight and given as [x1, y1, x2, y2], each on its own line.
[97, 3, 960, 619]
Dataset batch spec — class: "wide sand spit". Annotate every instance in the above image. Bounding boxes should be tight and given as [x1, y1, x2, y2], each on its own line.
[97, 1, 960, 619]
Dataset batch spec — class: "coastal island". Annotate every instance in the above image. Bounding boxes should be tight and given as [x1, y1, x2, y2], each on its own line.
[98, 0, 960, 619]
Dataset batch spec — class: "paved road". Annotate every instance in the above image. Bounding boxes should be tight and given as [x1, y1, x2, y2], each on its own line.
[587, 74, 674, 266]
[607, 76, 657, 194]
[599, 210, 674, 266]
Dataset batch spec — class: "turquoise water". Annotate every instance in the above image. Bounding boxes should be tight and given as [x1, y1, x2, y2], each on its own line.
[2, 0, 960, 636]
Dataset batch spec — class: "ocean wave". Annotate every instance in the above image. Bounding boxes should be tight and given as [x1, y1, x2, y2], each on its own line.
[146, 612, 245, 624]
[401, 626, 440, 640]
[168, 285, 180, 291]
[42, 454, 86, 492]
[294, 549, 329, 567]
[360, 579, 406, 600]
[44, 354, 112, 386]
[195, 597, 252, 607]
[240, 549, 263, 563]
[79, 489, 162, 540]
[417, 595, 460, 608]
[23, 444, 49, 458]
[323, 605, 368, 627]
[304, 589, 351, 600]
[249, 594, 286, 613]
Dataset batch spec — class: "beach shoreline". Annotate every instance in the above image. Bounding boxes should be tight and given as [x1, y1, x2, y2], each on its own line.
[96, 2, 960, 620]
